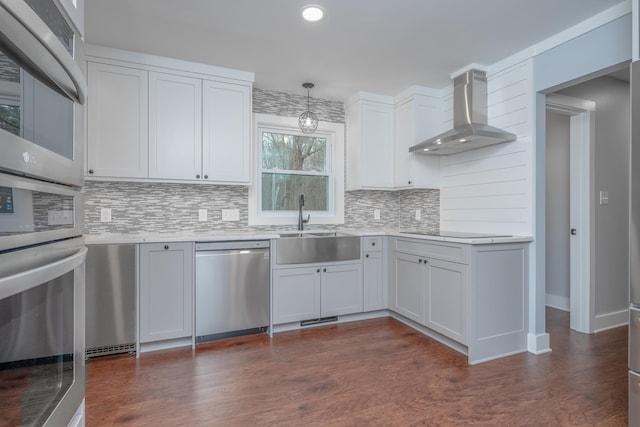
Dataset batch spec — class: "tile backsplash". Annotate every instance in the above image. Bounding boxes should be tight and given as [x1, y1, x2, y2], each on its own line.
[84, 87, 439, 234]
[84, 182, 439, 234]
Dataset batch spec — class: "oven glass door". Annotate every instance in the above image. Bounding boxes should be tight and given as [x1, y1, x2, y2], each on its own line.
[0, 238, 86, 426]
[0, 173, 83, 252]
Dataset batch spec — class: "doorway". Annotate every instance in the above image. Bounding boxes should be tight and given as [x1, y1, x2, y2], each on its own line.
[545, 95, 595, 333]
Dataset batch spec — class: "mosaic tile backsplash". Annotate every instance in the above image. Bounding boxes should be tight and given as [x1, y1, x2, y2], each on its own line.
[84, 182, 439, 234]
[84, 87, 439, 234]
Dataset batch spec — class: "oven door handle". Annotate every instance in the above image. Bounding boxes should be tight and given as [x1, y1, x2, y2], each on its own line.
[0, 246, 87, 300]
[0, 0, 87, 104]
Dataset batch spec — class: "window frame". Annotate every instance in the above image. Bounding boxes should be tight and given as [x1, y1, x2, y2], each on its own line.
[249, 113, 344, 226]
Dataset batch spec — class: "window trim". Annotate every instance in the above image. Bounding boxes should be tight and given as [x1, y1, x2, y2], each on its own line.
[249, 113, 344, 226]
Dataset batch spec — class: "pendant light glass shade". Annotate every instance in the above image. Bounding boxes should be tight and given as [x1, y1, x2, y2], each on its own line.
[299, 82, 318, 134]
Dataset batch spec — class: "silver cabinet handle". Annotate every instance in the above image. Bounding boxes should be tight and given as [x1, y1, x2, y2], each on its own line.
[164, 245, 169, 250]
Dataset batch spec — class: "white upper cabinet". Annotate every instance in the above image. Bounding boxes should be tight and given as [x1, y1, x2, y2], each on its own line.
[346, 93, 395, 190]
[85, 46, 254, 185]
[346, 88, 443, 191]
[149, 72, 202, 180]
[394, 89, 442, 189]
[202, 80, 251, 183]
[87, 62, 148, 179]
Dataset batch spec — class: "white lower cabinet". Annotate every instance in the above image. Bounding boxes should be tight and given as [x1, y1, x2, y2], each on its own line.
[139, 242, 193, 344]
[389, 236, 529, 364]
[424, 258, 467, 344]
[390, 244, 468, 344]
[391, 252, 424, 323]
[363, 250, 385, 311]
[272, 267, 321, 324]
[320, 264, 364, 317]
[272, 262, 363, 324]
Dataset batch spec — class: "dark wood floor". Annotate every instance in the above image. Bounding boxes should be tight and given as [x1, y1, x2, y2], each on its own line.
[86, 308, 628, 426]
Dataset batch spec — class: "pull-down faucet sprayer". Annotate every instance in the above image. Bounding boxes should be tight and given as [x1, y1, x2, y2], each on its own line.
[298, 194, 310, 231]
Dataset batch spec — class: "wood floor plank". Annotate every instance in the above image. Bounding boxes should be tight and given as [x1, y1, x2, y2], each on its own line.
[86, 308, 628, 426]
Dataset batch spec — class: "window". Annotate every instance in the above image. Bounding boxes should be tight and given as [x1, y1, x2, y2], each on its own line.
[249, 114, 344, 226]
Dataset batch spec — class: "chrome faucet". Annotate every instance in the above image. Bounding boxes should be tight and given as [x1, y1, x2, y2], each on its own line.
[298, 194, 310, 231]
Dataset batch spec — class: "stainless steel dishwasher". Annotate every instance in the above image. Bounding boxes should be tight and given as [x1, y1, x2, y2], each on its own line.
[195, 240, 270, 342]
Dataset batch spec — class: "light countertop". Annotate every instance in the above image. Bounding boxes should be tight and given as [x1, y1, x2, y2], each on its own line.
[84, 230, 533, 245]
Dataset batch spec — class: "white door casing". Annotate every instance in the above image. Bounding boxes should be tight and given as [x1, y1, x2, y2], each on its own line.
[546, 93, 596, 333]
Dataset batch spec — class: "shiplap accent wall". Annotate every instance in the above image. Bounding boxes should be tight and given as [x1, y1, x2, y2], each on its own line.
[439, 61, 534, 236]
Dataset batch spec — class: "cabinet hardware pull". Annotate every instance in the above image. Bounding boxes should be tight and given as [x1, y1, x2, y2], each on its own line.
[204, 175, 208, 179]
[372, 242, 376, 246]
[408, 180, 412, 185]
[365, 254, 369, 258]
[88, 169, 94, 174]
[323, 268, 327, 272]
[317, 269, 320, 273]
[164, 245, 169, 250]
[570, 228, 577, 235]
[196, 174, 201, 179]
[418, 259, 422, 263]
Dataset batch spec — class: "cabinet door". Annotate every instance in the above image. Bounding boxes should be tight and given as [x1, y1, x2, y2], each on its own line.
[321, 263, 363, 317]
[363, 251, 384, 311]
[394, 101, 415, 188]
[391, 252, 424, 323]
[87, 62, 148, 178]
[202, 80, 251, 183]
[361, 102, 394, 188]
[272, 267, 321, 324]
[424, 258, 467, 344]
[139, 242, 193, 343]
[148, 72, 202, 180]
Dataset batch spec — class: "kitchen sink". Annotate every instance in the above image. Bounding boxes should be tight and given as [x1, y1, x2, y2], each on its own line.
[277, 231, 352, 238]
[275, 233, 360, 264]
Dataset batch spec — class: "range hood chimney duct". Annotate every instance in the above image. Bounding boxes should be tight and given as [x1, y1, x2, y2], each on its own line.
[409, 69, 516, 155]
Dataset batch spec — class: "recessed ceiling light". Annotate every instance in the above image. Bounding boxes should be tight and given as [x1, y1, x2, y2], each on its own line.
[459, 138, 467, 143]
[302, 5, 324, 22]
[423, 148, 430, 151]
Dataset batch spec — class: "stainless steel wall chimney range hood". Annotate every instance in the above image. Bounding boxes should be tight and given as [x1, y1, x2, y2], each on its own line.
[409, 69, 516, 155]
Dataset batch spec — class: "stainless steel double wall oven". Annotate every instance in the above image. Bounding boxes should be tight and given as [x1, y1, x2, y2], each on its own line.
[0, 0, 87, 425]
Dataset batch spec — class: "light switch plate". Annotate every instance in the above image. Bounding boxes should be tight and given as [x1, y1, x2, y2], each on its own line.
[374, 209, 381, 220]
[221, 209, 240, 221]
[198, 209, 208, 222]
[100, 208, 112, 223]
[415, 209, 421, 221]
[599, 191, 609, 205]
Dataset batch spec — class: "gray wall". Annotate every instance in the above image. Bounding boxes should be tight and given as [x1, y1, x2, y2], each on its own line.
[545, 111, 570, 309]
[552, 76, 630, 318]
[84, 88, 440, 234]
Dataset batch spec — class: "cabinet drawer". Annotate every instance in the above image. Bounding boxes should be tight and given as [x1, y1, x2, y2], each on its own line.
[393, 238, 468, 264]
[363, 236, 382, 252]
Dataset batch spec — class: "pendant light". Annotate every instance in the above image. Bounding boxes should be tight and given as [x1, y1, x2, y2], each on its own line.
[298, 82, 319, 134]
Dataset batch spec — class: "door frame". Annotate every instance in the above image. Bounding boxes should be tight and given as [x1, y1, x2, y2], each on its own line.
[545, 93, 596, 333]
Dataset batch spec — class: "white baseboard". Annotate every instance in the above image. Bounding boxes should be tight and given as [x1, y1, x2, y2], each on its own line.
[546, 293, 570, 312]
[527, 332, 552, 355]
[593, 308, 629, 332]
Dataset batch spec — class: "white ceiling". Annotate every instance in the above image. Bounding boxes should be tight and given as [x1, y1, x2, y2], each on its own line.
[84, 0, 626, 101]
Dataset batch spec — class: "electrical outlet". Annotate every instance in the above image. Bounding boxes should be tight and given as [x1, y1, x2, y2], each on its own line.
[198, 208, 208, 222]
[100, 208, 112, 223]
[221, 208, 240, 221]
[415, 209, 421, 221]
[48, 210, 74, 225]
[374, 209, 381, 220]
